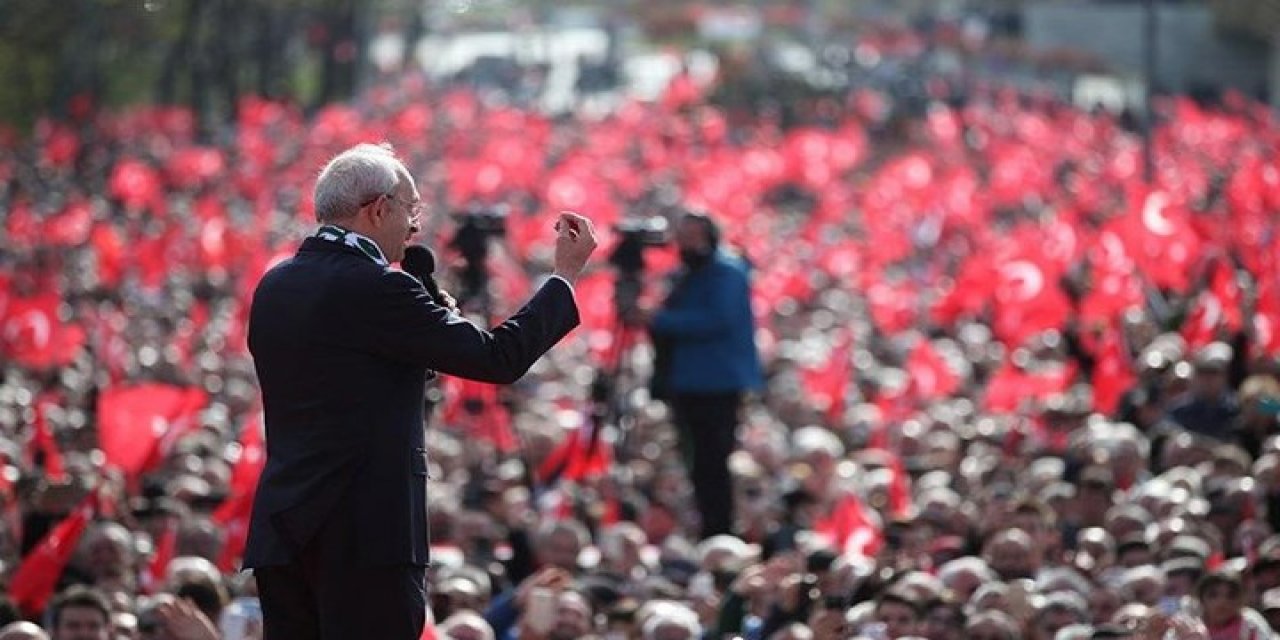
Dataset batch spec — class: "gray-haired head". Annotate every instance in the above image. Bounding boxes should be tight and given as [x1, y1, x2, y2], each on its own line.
[0, 621, 50, 640]
[313, 143, 408, 224]
[640, 601, 702, 640]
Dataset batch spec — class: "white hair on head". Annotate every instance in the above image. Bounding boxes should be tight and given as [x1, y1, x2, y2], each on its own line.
[938, 556, 995, 583]
[600, 521, 645, 558]
[792, 425, 844, 459]
[437, 611, 495, 640]
[313, 143, 405, 223]
[641, 602, 702, 640]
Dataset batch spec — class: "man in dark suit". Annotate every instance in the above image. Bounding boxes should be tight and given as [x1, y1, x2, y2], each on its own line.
[244, 143, 597, 639]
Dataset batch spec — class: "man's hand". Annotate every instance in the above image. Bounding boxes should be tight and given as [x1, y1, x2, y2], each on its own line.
[515, 567, 573, 611]
[552, 212, 597, 284]
[154, 597, 220, 640]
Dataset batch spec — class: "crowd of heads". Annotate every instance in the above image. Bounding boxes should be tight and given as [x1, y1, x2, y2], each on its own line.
[0, 23, 1279, 640]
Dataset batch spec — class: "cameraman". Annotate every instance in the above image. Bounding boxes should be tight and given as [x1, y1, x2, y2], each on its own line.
[633, 212, 763, 539]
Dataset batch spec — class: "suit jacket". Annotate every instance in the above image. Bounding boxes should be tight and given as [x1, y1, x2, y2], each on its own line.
[243, 235, 579, 568]
[650, 250, 763, 395]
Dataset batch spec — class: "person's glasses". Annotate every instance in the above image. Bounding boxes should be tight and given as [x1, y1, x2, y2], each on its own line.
[361, 192, 424, 225]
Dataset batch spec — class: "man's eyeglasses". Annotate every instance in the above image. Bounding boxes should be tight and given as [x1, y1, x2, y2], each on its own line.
[360, 192, 425, 224]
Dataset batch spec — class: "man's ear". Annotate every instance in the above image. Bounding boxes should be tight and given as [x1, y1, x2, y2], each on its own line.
[367, 197, 387, 228]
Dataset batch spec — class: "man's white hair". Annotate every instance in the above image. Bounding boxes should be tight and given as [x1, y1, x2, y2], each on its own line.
[437, 611, 495, 640]
[313, 143, 406, 223]
[641, 602, 702, 640]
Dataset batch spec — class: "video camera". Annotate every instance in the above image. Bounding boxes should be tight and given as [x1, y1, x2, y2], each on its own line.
[450, 207, 509, 312]
[609, 216, 669, 274]
[609, 216, 669, 325]
[461, 208, 507, 236]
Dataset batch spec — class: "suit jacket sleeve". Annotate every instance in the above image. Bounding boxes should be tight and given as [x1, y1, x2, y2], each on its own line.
[348, 270, 580, 384]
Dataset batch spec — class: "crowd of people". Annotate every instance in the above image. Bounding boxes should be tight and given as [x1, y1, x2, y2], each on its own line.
[0, 25, 1279, 639]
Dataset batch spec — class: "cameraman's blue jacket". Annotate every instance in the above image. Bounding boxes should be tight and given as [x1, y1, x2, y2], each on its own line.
[651, 249, 764, 394]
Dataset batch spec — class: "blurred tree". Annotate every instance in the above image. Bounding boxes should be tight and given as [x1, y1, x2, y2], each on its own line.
[0, 0, 409, 134]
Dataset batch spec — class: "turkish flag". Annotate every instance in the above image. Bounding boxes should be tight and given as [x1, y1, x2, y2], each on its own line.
[1079, 231, 1145, 327]
[27, 395, 66, 482]
[439, 378, 516, 453]
[536, 415, 612, 486]
[1181, 258, 1243, 350]
[221, 416, 266, 512]
[813, 492, 883, 559]
[43, 199, 94, 247]
[165, 146, 226, 190]
[4, 200, 39, 248]
[140, 517, 178, 594]
[1253, 276, 1280, 358]
[38, 121, 79, 169]
[2, 293, 85, 370]
[984, 360, 1077, 414]
[10, 496, 95, 617]
[800, 332, 853, 424]
[97, 384, 208, 478]
[108, 159, 164, 214]
[991, 255, 1072, 348]
[1091, 328, 1137, 416]
[885, 452, 912, 520]
[906, 340, 959, 401]
[90, 223, 126, 288]
[212, 419, 264, 573]
[1119, 189, 1204, 294]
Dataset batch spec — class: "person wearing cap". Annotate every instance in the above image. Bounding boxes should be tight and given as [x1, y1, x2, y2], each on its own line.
[1167, 341, 1240, 440]
[1162, 557, 1205, 599]
[1195, 568, 1272, 639]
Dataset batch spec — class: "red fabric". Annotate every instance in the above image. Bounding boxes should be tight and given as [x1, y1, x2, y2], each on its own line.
[97, 384, 208, 478]
[991, 254, 1072, 348]
[108, 159, 165, 214]
[536, 419, 612, 485]
[813, 493, 883, 558]
[212, 419, 264, 573]
[984, 360, 1077, 414]
[44, 199, 94, 247]
[439, 378, 516, 453]
[1091, 328, 1137, 416]
[224, 417, 266, 506]
[1182, 258, 1243, 350]
[27, 395, 66, 482]
[885, 452, 912, 519]
[907, 340, 959, 400]
[1, 293, 85, 370]
[141, 518, 178, 594]
[1118, 189, 1204, 294]
[38, 120, 79, 169]
[800, 332, 852, 424]
[10, 496, 95, 616]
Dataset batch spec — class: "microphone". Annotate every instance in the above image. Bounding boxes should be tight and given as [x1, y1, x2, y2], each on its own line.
[401, 245, 444, 302]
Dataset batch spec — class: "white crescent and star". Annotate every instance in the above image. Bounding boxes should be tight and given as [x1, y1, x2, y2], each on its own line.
[998, 260, 1045, 303]
[1142, 191, 1176, 236]
[4, 309, 51, 351]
